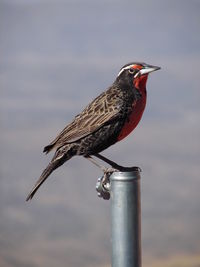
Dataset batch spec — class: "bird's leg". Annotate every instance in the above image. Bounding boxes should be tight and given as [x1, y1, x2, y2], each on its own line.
[85, 154, 141, 187]
[85, 155, 108, 172]
[94, 153, 141, 172]
[84, 155, 117, 185]
[94, 153, 124, 171]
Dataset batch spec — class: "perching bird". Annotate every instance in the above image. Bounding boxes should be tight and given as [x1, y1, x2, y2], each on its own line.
[26, 62, 160, 201]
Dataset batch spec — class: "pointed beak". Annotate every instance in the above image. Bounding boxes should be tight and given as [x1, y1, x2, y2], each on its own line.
[138, 65, 161, 76]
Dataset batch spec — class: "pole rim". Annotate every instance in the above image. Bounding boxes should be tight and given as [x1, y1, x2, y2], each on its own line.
[110, 169, 141, 181]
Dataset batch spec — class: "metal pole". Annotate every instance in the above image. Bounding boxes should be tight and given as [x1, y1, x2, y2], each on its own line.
[110, 170, 141, 267]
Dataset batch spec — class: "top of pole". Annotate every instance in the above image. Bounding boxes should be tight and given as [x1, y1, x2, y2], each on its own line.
[96, 167, 141, 199]
[110, 167, 141, 181]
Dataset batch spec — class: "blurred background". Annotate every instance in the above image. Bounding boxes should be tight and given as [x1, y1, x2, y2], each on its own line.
[0, 0, 200, 266]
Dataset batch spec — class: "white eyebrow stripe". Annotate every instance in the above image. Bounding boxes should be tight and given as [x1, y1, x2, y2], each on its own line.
[117, 64, 134, 77]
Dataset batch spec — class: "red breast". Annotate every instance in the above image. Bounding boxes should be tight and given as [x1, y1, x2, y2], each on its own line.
[117, 75, 147, 141]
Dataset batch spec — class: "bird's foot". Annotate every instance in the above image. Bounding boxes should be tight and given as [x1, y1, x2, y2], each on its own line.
[101, 162, 142, 173]
[101, 167, 117, 181]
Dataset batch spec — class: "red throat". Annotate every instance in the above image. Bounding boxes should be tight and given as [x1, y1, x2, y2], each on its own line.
[133, 74, 148, 91]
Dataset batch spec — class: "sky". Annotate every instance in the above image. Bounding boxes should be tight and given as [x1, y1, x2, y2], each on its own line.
[0, 1, 200, 267]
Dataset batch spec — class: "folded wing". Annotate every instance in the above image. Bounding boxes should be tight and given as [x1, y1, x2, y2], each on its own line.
[44, 88, 123, 153]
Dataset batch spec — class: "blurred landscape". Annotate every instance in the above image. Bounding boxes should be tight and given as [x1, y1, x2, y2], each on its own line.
[0, 1, 200, 267]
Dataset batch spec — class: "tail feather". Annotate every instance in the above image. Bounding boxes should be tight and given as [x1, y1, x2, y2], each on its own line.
[26, 155, 68, 201]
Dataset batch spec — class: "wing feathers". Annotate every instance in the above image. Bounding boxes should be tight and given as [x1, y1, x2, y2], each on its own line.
[43, 86, 128, 153]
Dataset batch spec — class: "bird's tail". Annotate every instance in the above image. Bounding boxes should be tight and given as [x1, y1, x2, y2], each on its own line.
[26, 150, 72, 201]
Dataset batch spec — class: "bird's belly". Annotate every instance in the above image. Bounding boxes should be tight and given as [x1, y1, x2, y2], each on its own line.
[117, 100, 146, 141]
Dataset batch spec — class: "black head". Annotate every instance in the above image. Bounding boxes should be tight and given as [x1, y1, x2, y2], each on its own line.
[115, 62, 160, 89]
[117, 62, 160, 79]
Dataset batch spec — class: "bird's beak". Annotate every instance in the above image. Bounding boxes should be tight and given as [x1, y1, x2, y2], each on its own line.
[135, 65, 161, 77]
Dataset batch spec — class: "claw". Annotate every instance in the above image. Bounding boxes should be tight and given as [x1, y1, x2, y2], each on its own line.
[101, 167, 117, 185]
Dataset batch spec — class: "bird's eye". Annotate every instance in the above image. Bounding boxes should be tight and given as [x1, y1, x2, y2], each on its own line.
[129, 68, 135, 74]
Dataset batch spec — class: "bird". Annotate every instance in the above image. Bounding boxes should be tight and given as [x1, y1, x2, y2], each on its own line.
[26, 62, 160, 201]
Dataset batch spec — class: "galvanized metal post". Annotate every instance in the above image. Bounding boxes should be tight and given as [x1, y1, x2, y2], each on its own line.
[110, 170, 141, 267]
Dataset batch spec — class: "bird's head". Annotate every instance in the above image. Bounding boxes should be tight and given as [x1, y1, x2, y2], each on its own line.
[116, 62, 160, 90]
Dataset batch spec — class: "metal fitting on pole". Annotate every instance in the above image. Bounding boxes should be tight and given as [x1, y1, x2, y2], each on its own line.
[110, 170, 141, 267]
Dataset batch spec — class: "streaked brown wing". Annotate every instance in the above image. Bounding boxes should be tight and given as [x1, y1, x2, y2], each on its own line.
[45, 88, 122, 151]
